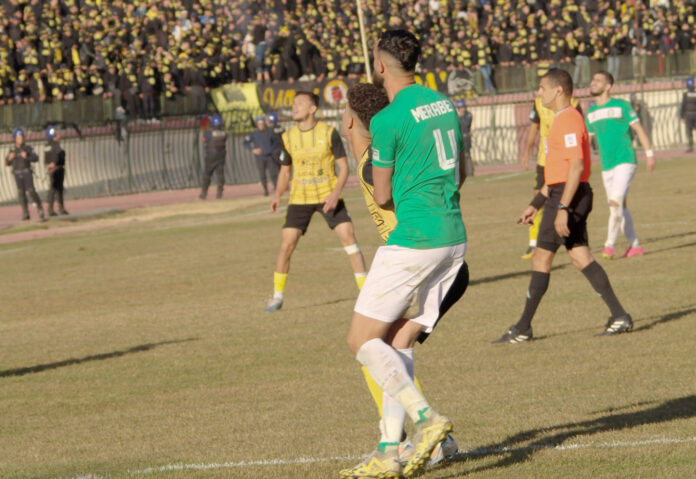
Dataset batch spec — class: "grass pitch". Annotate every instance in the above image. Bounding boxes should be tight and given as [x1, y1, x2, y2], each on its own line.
[1, 157, 695, 479]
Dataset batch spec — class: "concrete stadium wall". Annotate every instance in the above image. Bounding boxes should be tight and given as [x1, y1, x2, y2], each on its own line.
[0, 87, 689, 204]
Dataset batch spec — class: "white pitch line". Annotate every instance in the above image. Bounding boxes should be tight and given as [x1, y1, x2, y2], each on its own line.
[481, 171, 527, 182]
[106, 435, 696, 477]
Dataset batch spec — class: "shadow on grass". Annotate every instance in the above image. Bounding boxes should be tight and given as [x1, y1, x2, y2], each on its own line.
[469, 264, 567, 287]
[434, 394, 696, 477]
[633, 305, 696, 332]
[644, 240, 696, 256]
[0, 337, 199, 378]
[644, 229, 696, 243]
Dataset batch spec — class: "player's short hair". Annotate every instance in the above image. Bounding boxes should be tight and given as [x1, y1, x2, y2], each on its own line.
[347, 83, 389, 129]
[377, 30, 421, 73]
[542, 68, 573, 95]
[595, 70, 615, 85]
[295, 91, 320, 107]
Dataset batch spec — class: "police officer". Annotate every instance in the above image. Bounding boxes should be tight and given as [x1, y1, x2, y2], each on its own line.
[681, 77, 696, 152]
[243, 114, 281, 196]
[45, 126, 69, 216]
[199, 114, 227, 200]
[4, 128, 46, 221]
[455, 99, 474, 177]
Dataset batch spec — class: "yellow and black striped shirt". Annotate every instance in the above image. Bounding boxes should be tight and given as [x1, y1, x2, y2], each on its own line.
[357, 146, 396, 242]
[280, 121, 346, 205]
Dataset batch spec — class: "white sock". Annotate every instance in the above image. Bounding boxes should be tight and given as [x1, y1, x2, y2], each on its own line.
[606, 203, 623, 248]
[621, 208, 639, 247]
[357, 339, 430, 424]
[379, 348, 413, 444]
[273, 291, 283, 300]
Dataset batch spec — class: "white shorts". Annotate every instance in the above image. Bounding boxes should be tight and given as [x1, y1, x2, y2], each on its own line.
[354, 242, 468, 335]
[601, 163, 637, 203]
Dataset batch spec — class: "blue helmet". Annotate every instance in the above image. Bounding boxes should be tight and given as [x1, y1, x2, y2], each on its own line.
[46, 126, 58, 139]
[455, 99, 466, 108]
[210, 115, 223, 128]
[266, 112, 278, 125]
[687, 77, 695, 89]
[12, 127, 25, 139]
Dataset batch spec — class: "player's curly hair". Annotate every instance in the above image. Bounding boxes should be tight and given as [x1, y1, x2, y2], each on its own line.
[377, 30, 421, 73]
[347, 83, 389, 129]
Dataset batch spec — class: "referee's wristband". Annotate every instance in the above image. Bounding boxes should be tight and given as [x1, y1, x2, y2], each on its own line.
[530, 192, 547, 209]
[646, 149, 654, 158]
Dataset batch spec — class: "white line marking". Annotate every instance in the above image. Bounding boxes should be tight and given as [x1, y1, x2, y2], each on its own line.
[89, 435, 694, 477]
[481, 171, 527, 182]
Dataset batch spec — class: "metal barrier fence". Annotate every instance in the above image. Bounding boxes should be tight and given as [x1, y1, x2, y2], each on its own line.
[0, 120, 270, 204]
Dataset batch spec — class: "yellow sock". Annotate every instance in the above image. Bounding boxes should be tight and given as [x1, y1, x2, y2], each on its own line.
[361, 366, 425, 417]
[529, 206, 543, 245]
[355, 272, 367, 290]
[273, 272, 287, 294]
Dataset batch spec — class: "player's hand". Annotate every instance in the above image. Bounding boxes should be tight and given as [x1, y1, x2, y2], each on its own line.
[646, 156, 656, 173]
[252, 147, 262, 155]
[322, 192, 339, 213]
[518, 205, 537, 225]
[554, 209, 570, 238]
[520, 151, 530, 170]
[270, 196, 281, 213]
[20, 150, 27, 158]
[47, 162, 55, 173]
[7, 151, 15, 161]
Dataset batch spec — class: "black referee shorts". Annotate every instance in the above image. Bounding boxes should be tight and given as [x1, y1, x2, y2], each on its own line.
[283, 199, 352, 234]
[534, 165, 545, 191]
[538, 182, 593, 253]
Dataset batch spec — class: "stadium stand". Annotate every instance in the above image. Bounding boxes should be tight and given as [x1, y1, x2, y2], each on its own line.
[1, 0, 695, 119]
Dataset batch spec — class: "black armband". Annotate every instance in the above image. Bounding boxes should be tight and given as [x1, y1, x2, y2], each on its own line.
[530, 192, 547, 209]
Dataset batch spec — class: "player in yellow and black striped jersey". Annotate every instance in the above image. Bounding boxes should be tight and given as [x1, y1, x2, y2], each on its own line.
[265, 91, 367, 312]
[520, 95, 582, 259]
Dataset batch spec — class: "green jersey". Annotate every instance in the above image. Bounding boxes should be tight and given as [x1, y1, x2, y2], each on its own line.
[370, 84, 467, 249]
[585, 98, 639, 171]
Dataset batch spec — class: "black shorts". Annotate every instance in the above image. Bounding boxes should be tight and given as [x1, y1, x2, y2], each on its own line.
[283, 199, 352, 234]
[534, 165, 545, 191]
[538, 182, 593, 253]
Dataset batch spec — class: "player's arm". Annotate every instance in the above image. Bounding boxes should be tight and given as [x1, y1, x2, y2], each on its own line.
[5, 151, 15, 166]
[372, 165, 394, 210]
[629, 121, 655, 172]
[521, 121, 539, 169]
[323, 155, 348, 213]
[369, 113, 396, 210]
[323, 129, 349, 213]
[271, 149, 292, 213]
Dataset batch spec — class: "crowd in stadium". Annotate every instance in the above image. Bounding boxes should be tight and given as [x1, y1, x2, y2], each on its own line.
[1, 0, 695, 111]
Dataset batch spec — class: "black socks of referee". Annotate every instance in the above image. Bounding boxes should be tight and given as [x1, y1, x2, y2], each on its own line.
[516, 271, 550, 332]
[581, 261, 627, 318]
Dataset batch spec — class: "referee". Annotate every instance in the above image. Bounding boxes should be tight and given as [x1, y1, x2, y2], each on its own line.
[494, 69, 632, 343]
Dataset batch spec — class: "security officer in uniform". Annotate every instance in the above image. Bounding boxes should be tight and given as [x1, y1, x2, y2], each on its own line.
[243, 114, 281, 196]
[5, 128, 46, 221]
[680, 77, 696, 152]
[45, 126, 69, 216]
[455, 99, 474, 177]
[199, 114, 227, 199]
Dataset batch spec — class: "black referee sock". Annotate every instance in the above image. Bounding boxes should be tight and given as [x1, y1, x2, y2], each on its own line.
[581, 261, 627, 318]
[516, 271, 550, 332]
